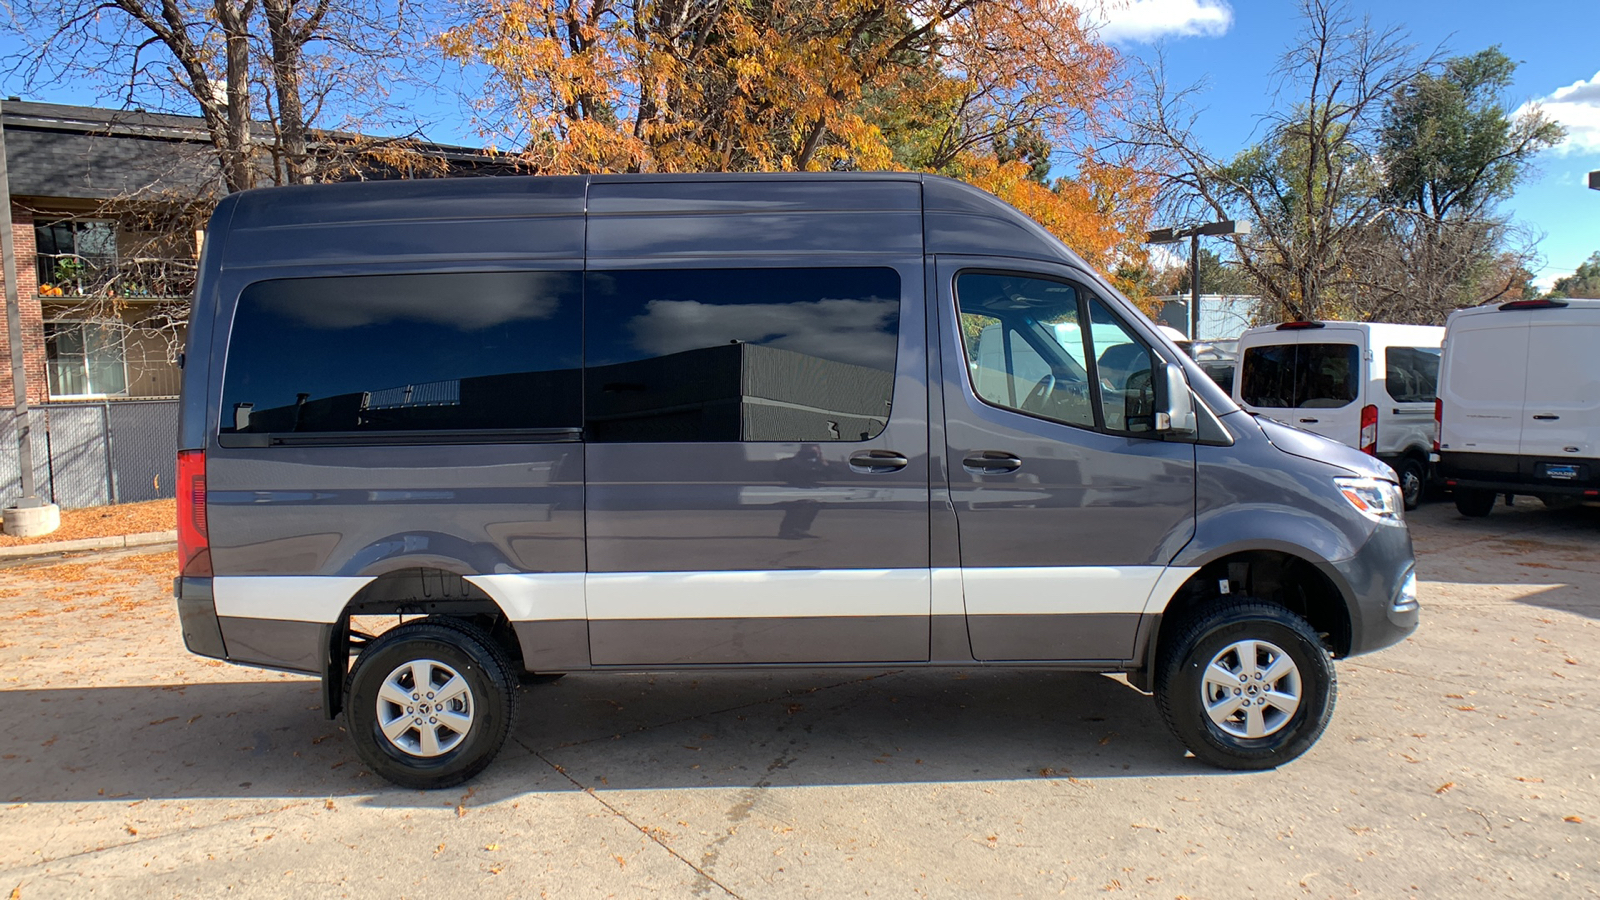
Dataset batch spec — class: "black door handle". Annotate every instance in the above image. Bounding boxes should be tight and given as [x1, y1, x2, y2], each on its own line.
[1533, 414, 1560, 421]
[848, 450, 909, 473]
[1299, 418, 1319, 424]
[963, 451, 1022, 473]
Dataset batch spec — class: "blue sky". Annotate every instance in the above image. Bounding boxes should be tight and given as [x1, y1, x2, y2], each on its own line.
[1100, 0, 1600, 289]
[2, 1, 1595, 288]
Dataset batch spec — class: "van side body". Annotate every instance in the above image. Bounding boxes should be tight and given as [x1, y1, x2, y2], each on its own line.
[174, 174, 1417, 786]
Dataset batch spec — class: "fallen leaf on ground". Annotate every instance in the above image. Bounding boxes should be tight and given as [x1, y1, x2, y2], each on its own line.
[1435, 782, 1455, 794]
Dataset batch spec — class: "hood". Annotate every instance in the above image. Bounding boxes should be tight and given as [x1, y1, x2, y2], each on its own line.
[1252, 415, 1398, 482]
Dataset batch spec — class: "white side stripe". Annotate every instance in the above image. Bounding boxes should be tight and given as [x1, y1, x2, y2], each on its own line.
[466, 573, 585, 621]
[960, 566, 1199, 617]
[585, 569, 930, 620]
[210, 566, 1200, 625]
[213, 576, 373, 623]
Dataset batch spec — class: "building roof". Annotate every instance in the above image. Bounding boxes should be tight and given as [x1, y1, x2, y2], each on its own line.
[0, 99, 516, 202]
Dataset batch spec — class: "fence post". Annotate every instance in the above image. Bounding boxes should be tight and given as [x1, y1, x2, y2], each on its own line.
[101, 400, 119, 504]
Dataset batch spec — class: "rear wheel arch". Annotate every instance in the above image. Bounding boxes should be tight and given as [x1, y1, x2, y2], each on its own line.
[321, 567, 527, 719]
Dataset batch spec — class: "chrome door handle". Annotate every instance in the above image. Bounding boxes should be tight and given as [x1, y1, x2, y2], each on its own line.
[962, 451, 1022, 473]
[848, 450, 909, 473]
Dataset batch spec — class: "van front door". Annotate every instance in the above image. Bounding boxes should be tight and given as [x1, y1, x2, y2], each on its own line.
[936, 259, 1196, 663]
[582, 263, 931, 666]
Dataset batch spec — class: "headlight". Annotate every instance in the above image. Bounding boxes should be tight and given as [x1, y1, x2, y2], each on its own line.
[1334, 476, 1404, 523]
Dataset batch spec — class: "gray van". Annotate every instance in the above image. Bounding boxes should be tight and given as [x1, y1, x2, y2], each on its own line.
[173, 173, 1418, 788]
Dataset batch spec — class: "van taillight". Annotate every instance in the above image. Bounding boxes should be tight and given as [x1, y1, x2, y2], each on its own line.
[177, 450, 211, 577]
[1433, 398, 1443, 452]
[1359, 404, 1378, 455]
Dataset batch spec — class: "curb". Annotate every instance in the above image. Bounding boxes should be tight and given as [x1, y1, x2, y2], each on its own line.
[0, 530, 178, 560]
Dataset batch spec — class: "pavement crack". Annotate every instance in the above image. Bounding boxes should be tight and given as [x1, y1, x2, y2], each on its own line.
[527, 745, 744, 899]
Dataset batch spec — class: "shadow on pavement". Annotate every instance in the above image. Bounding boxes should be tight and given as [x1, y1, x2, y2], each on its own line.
[0, 668, 1224, 805]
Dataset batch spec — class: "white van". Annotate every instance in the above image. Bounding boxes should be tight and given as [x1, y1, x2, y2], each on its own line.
[1235, 322, 1444, 509]
[1436, 298, 1600, 516]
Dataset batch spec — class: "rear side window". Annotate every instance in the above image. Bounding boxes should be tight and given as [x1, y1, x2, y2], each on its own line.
[1240, 343, 1359, 408]
[1385, 346, 1440, 403]
[584, 267, 900, 442]
[221, 272, 582, 435]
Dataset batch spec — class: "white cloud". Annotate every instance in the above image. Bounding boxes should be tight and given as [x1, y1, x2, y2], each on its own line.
[1091, 0, 1233, 44]
[1519, 71, 1600, 156]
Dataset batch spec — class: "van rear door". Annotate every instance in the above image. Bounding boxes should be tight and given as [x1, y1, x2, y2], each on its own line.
[1237, 328, 1364, 448]
[1520, 308, 1600, 461]
[1439, 311, 1530, 456]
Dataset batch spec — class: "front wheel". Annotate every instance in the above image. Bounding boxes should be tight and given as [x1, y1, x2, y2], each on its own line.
[1154, 600, 1336, 770]
[344, 617, 517, 789]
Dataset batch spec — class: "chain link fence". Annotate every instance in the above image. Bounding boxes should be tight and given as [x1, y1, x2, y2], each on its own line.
[0, 398, 177, 509]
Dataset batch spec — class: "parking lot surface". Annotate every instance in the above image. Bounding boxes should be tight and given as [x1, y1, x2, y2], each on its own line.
[1, 499, 1596, 899]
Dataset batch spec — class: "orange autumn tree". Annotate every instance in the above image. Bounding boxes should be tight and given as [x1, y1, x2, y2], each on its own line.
[440, 0, 1158, 294]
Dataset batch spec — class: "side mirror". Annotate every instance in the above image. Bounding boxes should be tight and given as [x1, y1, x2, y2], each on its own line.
[1155, 363, 1197, 435]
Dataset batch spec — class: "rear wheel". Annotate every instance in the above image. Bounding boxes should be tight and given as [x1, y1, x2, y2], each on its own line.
[1397, 457, 1426, 511]
[1154, 600, 1336, 770]
[345, 617, 516, 790]
[1454, 487, 1496, 518]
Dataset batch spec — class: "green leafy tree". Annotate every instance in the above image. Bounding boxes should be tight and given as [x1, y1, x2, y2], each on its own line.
[1549, 252, 1600, 299]
[1348, 47, 1565, 321]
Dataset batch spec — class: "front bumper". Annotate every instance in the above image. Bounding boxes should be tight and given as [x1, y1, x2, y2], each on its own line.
[1322, 520, 1419, 657]
[1438, 451, 1600, 497]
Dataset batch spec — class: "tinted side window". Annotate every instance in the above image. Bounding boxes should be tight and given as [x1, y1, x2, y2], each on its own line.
[1385, 346, 1440, 403]
[1240, 344, 1296, 408]
[585, 268, 900, 442]
[221, 272, 582, 434]
[1299, 343, 1359, 407]
[1241, 343, 1358, 409]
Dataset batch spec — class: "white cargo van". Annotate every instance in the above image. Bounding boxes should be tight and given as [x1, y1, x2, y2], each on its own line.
[1235, 322, 1443, 509]
[1436, 298, 1600, 516]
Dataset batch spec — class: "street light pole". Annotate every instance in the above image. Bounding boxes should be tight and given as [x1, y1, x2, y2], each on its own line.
[0, 100, 58, 536]
[1145, 219, 1251, 340]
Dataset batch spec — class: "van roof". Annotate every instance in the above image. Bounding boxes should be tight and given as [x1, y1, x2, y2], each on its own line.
[208, 172, 1096, 272]
[1237, 320, 1444, 343]
[1447, 297, 1600, 322]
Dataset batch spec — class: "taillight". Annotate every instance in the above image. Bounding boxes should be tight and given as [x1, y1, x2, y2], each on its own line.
[1433, 398, 1443, 452]
[1359, 404, 1378, 455]
[177, 450, 211, 577]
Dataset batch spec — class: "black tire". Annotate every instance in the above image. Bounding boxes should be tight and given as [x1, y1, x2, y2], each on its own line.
[1454, 487, 1496, 518]
[1154, 600, 1336, 770]
[1397, 457, 1426, 511]
[344, 617, 517, 790]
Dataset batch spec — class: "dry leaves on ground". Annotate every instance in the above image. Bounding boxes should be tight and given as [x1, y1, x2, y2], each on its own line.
[0, 500, 174, 547]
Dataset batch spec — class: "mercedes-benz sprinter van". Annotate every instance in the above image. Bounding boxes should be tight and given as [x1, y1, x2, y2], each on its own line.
[174, 174, 1418, 788]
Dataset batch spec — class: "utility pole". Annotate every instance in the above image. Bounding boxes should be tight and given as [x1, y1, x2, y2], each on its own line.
[0, 99, 60, 535]
[1146, 220, 1252, 340]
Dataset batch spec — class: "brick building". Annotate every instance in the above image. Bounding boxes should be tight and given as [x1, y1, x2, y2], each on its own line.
[1, 100, 511, 409]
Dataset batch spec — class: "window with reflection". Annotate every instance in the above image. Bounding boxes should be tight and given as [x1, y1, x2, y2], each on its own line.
[584, 268, 901, 442]
[221, 271, 582, 434]
[955, 272, 1157, 432]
